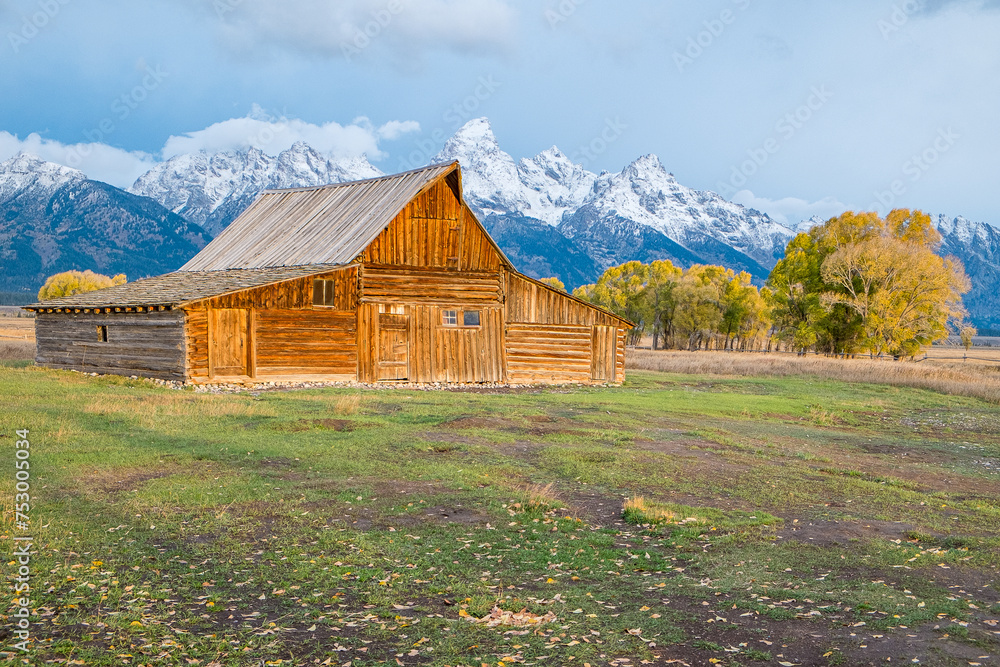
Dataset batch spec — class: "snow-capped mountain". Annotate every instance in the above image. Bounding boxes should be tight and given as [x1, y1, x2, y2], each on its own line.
[434, 117, 597, 227]
[435, 118, 796, 281]
[0, 153, 209, 295]
[935, 215, 1000, 329]
[129, 142, 382, 236]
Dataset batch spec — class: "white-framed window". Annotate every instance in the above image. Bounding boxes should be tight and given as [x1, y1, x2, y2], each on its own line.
[442, 310, 458, 326]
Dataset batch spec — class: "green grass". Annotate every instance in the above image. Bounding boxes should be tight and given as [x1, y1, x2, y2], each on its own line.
[1, 365, 999, 666]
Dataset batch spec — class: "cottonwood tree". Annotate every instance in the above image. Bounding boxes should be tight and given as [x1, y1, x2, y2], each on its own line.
[38, 270, 126, 301]
[573, 261, 651, 343]
[773, 209, 970, 358]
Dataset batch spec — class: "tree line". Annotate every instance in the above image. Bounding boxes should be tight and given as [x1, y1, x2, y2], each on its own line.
[572, 209, 974, 357]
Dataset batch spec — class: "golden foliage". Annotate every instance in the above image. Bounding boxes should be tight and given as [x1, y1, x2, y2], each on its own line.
[537, 276, 566, 292]
[38, 270, 126, 301]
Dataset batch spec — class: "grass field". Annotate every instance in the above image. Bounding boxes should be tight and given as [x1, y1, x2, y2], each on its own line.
[1, 362, 999, 666]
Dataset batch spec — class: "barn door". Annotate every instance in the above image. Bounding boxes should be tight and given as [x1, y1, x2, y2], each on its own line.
[209, 308, 249, 378]
[591, 325, 617, 382]
[377, 312, 409, 381]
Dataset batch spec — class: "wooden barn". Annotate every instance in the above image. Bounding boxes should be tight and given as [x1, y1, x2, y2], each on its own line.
[26, 162, 631, 385]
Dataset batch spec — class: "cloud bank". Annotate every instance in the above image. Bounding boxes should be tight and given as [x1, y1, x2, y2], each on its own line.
[161, 106, 420, 159]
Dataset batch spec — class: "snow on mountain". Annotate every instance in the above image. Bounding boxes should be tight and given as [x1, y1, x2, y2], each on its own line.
[433, 118, 596, 226]
[566, 153, 796, 273]
[0, 152, 85, 202]
[129, 142, 382, 235]
[797, 215, 825, 233]
[115, 116, 997, 327]
[0, 153, 209, 294]
[436, 119, 795, 280]
[934, 215, 1000, 329]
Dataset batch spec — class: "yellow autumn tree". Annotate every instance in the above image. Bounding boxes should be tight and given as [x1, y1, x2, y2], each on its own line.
[38, 270, 126, 301]
[573, 261, 650, 343]
[819, 210, 970, 357]
[538, 277, 566, 292]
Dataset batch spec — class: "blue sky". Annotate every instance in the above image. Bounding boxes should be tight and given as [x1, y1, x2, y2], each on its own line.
[1, 0, 997, 227]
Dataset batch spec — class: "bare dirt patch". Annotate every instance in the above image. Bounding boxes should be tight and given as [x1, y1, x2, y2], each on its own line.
[440, 415, 523, 432]
[81, 463, 188, 495]
[777, 519, 919, 547]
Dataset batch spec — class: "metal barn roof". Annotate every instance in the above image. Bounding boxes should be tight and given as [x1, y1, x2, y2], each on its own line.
[178, 162, 461, 272]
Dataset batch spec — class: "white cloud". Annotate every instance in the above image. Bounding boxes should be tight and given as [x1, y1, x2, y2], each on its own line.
[210, 0, 517, 61]
[160, 108, 420, 159]
[0, 131, 157, 188]
[377, 119, 422, 141]
[731, 190, 849, 229]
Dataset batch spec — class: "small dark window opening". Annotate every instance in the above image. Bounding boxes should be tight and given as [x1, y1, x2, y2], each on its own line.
[463, 310, 481, 327]
[313, 279, 335, 307]
[96, 325, 108, 342]
[442, 310, 458, 326]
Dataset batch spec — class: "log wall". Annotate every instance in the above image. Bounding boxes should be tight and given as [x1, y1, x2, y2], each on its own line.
[504, 272, 628, 384]
[34, 310, 186, 381]
[185, 267, 359, 382]
[360, 265, 502, 305]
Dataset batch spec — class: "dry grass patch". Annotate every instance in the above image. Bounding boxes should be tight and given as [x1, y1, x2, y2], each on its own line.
[628, 350, 1000, 403]
[334, 393, 363, 415]
[507, 482, 561, 513]
[0, 340, 34, 361]
[622, 496, 676, 523]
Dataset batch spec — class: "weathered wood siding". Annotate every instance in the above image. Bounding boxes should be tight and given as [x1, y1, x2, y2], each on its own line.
[504, 272, 627, 384]
[355, 178, 507, 384]
[361, 176, 503, 272]
[185, 267, 358, 382]
[505, 272, 622, 327]
[356, 302, 504, 383]
[506, 323, 592, 383]
[360, 265, 502, 305]
[34, 310, 185, 380]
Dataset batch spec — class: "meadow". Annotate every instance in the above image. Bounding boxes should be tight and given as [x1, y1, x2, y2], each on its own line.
[0, 356, 998, 666]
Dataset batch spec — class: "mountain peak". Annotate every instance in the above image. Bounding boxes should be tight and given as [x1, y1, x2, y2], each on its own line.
[452, 117, 497, 144]
[624, 154, 672, 180]
[1, 151, 86, 183]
